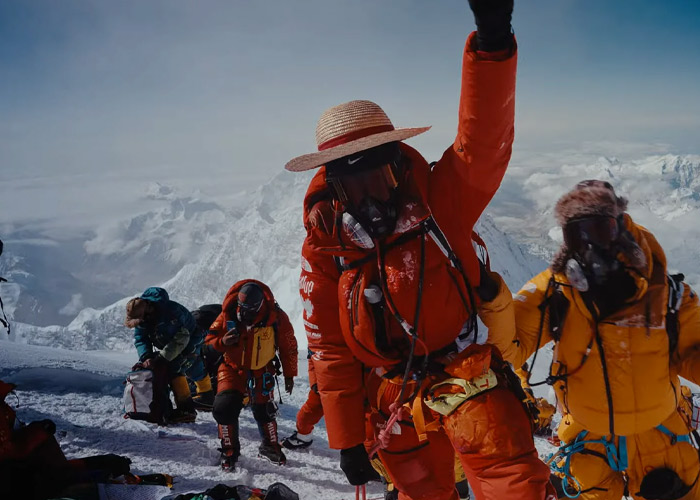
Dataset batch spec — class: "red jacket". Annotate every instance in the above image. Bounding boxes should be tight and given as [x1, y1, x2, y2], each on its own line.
[300, 32, 518, 449]
[1, 381, 55, 461]
[207, 280, 298, 378]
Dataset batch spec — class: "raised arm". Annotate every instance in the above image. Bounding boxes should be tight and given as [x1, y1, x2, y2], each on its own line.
[430, 0, 517, 229]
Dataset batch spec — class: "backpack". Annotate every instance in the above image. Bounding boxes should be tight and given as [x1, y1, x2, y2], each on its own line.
[123, 369, 171, 424]
[191, 304, 222, 332]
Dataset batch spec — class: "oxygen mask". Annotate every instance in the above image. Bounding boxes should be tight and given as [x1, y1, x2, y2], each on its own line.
[326, 142, 401, 241]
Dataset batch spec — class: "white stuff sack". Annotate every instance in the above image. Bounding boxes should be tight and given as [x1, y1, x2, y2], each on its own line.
[123, 369, 155, 419]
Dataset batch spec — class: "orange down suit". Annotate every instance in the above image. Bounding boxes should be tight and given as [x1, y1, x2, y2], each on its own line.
[295, 354, 323, 435]
[300, 32, 551, 500]
[207, 280, 298, 402]
[483, 218, 700, 499]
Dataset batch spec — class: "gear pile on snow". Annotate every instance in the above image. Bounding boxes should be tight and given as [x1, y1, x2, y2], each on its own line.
[166, 481, 299, 500]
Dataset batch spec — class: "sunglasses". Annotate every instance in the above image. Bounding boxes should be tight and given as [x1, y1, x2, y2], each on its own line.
[563, 215, 620, 251]
[327, 163, 398, 207]
[238, 301, 260, 313]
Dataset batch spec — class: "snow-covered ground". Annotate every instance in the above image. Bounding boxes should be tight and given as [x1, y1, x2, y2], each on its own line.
[0, 339, 558, 499]
[0, 340, 386, 499]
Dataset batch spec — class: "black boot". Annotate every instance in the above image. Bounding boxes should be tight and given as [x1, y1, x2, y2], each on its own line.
[168, 398, 197, 424]
[220, 449, 238, 471]
[282, 431, 313, 450]
[258, 420, 286, 465]
[259, 441, 286, 465]
[218, 424, 240, 471]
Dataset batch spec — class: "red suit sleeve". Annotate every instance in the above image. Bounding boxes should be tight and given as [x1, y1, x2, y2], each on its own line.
[275, 308, 299, 378]
[205, 312, 227, 353]
[301, 233, 366, 450]
[429, 32, 518, 267]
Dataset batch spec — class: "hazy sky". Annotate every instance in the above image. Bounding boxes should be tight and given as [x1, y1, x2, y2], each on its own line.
[1, 0, 699, 208]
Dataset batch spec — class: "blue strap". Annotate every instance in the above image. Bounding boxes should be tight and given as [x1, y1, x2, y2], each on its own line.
[550, 425, 693, 497]
[607, 435, 628, 472]
[548, 431, 629, 497]
[656, 424, 694, 445]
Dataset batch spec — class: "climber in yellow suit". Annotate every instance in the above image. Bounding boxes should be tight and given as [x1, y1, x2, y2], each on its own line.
[480, 180, 700, 500]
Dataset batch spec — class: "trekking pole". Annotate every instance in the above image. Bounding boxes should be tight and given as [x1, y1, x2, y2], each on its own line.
[355, 484, 366, 500]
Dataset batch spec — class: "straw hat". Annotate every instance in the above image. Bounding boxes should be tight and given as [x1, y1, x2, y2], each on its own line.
[285, 100, 430, 172]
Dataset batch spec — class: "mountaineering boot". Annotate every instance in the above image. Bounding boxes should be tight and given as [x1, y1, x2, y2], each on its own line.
[282, 430, 313, 450]
[259, 441, 287, 465]
[192, 377, 214, 411]
[169, 375, 197, 423]
[218, 424, 240, 471]
[258, 420, 286, 465]
[220, 448, 238, 471]
[192, 390, 215, 411]
[168, 398, 197, 424]
[168, 406, 197, 424]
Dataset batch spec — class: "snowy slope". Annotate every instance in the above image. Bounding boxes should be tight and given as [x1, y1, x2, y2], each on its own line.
[8, 170, 547, 353]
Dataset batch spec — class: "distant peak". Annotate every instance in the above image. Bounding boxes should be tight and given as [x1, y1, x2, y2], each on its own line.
[145, 182, 176, 201]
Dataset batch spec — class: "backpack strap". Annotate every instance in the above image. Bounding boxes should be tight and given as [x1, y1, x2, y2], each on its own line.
[666, 273, 685, 357]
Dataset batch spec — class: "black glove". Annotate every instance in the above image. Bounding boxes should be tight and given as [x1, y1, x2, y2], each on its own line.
[142, 354, 166, 371]
[340, 444, 380, 486]
[468, 0, 514, 52]
[284, 377, 294, 395]
[139, 351, 158, 362]
[476, 264, 500, 302]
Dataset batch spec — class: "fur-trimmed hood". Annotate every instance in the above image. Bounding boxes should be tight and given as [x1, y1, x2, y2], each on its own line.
[550, 180, 647, 274]
[554, 180, 628, 226]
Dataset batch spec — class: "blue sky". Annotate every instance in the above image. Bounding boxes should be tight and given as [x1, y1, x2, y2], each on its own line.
[1, 0, 699, 197]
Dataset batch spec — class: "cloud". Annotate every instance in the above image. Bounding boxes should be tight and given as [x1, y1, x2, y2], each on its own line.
[59, 294, 84, 316]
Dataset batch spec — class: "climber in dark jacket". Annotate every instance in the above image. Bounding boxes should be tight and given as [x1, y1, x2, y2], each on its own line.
[125, 287, 213, 423]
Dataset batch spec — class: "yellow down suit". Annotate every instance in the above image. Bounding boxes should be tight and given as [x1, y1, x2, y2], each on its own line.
[481, 218, 700, 500]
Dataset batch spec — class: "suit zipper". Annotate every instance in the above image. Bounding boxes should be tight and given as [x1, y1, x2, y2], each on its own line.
[255, 330, 261, 366]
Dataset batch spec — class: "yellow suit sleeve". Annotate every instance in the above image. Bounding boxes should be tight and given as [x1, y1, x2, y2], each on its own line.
[481, 270, 553, 368]
[674, 283, 700, 384]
